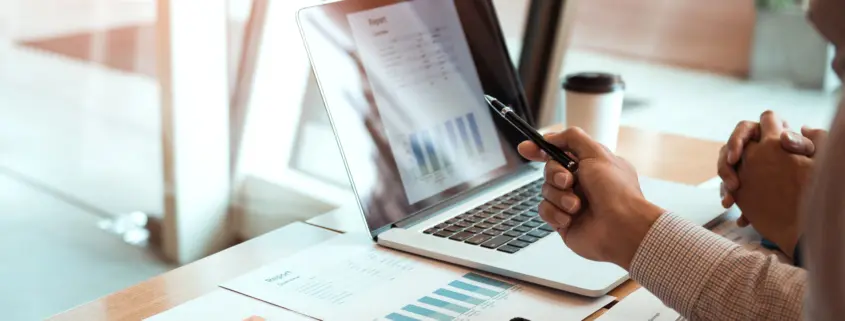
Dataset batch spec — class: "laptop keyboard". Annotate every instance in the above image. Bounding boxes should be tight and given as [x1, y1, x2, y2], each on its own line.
[423, 178, 554, 254]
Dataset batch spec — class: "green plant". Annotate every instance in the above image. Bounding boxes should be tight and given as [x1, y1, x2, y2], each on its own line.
[756, 0, 801, 11]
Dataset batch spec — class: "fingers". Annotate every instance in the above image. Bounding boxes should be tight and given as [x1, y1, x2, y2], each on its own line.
[720, 181, 736, 208]
[518, 141, 547, 162]
[541, 184, 582, 213]
[759, 110, 784, 139]
[718, 145, 740, 191]
[542, 127, 605, 160]
[726, 121, 759, 164]
[802, 126, 828, 152]
[737, 215, 750, 227]
[544, 161, 575, 190]
[539, 201, 572, 231]
[780, 131, 816, 156]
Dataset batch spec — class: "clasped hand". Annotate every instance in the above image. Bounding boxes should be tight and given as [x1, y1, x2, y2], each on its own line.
[717, 111, 826, 258]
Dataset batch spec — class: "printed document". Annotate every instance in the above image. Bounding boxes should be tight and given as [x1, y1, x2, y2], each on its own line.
[596, 287, 681, 321]
[145, 289, 314, 321]
[223, 233, 613, 321]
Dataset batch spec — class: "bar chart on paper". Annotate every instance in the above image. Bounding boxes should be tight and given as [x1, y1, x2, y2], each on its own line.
[382, 272, 515, 321]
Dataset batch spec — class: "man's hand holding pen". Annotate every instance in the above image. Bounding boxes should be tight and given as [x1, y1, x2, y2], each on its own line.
[517, 127, 664, 270]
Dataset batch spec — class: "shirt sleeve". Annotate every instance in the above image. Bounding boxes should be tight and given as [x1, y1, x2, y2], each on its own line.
[630, 213, 806, 321]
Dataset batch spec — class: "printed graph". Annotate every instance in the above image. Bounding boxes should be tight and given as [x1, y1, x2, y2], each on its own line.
[383, 272, 514, 321]
[407, 112, 486, 178]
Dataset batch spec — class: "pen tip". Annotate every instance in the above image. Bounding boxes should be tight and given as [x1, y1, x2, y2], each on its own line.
[484, 94, 496, 103]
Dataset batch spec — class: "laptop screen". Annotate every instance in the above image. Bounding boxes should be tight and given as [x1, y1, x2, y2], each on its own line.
[298, 0, 533, 234]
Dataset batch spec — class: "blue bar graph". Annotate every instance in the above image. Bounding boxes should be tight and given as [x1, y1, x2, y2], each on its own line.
[435, 126, 453, 168]
[409, 132, 429, 175]
[386, 313, 421, 321]
[454, 117, 474, 157]
[384, 273, 515, 320]
[402, 304, 454, 321]
[465, 113, 485, 153]
[433, 288, 484, 305]
[445, 119, 459, 150]
[448, 280, 499, 297]
[421, 130, 441, 171]
[463, 273, 514, 290]
[419, 296, 470, 314]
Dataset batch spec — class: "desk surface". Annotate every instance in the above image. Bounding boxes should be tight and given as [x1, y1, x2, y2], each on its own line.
[49, 126, 723, 321]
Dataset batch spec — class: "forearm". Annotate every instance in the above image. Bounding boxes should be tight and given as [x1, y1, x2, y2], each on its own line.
[630, 214, 806, 321]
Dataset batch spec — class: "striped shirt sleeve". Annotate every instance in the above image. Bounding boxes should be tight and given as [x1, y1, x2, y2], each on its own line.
[629, 214, 806, 321]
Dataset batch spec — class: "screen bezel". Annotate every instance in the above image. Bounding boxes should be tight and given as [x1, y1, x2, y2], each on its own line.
[297, 0, 536, 237]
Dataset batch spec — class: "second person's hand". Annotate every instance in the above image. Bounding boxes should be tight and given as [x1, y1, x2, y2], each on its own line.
[518, 127, 665, 270]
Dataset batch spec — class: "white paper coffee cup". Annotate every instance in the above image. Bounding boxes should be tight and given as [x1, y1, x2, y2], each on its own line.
[563, 72, 625, 152]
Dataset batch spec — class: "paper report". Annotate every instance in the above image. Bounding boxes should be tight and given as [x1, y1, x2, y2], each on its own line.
[223, 234, 613, 321]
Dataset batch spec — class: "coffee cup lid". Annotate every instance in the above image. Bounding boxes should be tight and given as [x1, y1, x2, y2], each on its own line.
[562, 72, 625, 94]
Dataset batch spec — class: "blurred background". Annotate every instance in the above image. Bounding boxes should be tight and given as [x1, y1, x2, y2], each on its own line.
[0, 0, 839, 319]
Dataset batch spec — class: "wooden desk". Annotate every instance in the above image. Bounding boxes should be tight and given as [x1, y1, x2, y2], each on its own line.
[47, 223, 338, 321]
[49, 126, 722, 321]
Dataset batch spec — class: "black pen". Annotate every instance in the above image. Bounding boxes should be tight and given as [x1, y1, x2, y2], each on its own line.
[484, 94, 579, 173]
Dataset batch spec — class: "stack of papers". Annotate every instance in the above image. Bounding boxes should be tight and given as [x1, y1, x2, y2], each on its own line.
[222, 233, 614, 321]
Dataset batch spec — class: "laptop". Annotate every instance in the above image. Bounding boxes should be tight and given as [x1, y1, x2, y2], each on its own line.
[296, 0, 725, 297]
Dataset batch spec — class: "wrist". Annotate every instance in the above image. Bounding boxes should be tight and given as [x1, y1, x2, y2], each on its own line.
[610, 200, 665, 270]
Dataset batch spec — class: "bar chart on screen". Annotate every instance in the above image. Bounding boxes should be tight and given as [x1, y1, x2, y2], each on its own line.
[406, 112, 486, 178]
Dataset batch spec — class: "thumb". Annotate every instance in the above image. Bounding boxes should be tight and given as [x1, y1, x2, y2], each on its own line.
[802, 126, 828, 154]
[543, 127, 605, 160]
[781, 131, 816, 156]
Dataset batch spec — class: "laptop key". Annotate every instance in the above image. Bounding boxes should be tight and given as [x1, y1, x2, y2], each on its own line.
[502, 220, 519, 227]
[485, 218, 504, 225]
[465, 234, 494, 245]
[483, 229, 502, 236]
[513, 226, 532, 233]
[474, 213, 493, 219]
[459, 221, 475, 228]
[531, 217, 545, 223]
[424, 228, 438, 234]
[504, 230, 522, 238]
[504, 209, 521, 216]
[435, 223, 450, 229]
[464, 217, 481, 223]
[523, 210, 539, 217]
[511, 215, 528, 222]
[518, 235, 539, 243]
[449, 231, 475, 241]
[528, 230, 551, 238]
[512, 205, 530, 211]
[497, 245, 521, 254]
[481, 235, 513, 249]
[492, 224, 510, 231]
[465, 227, 484, 234]
[434, 230, 454, 238]
[522, 221, 542, 228]
[446, 218, 460, 224]
[508, 240, 530, 248]
[501, 199, 516, 205]
[493, 204, 509, 210]
[445, 225, 464, 232]
[538, 224, 555, 232]
[474, 222, 493, 229]
[493, 214, 509, 220]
